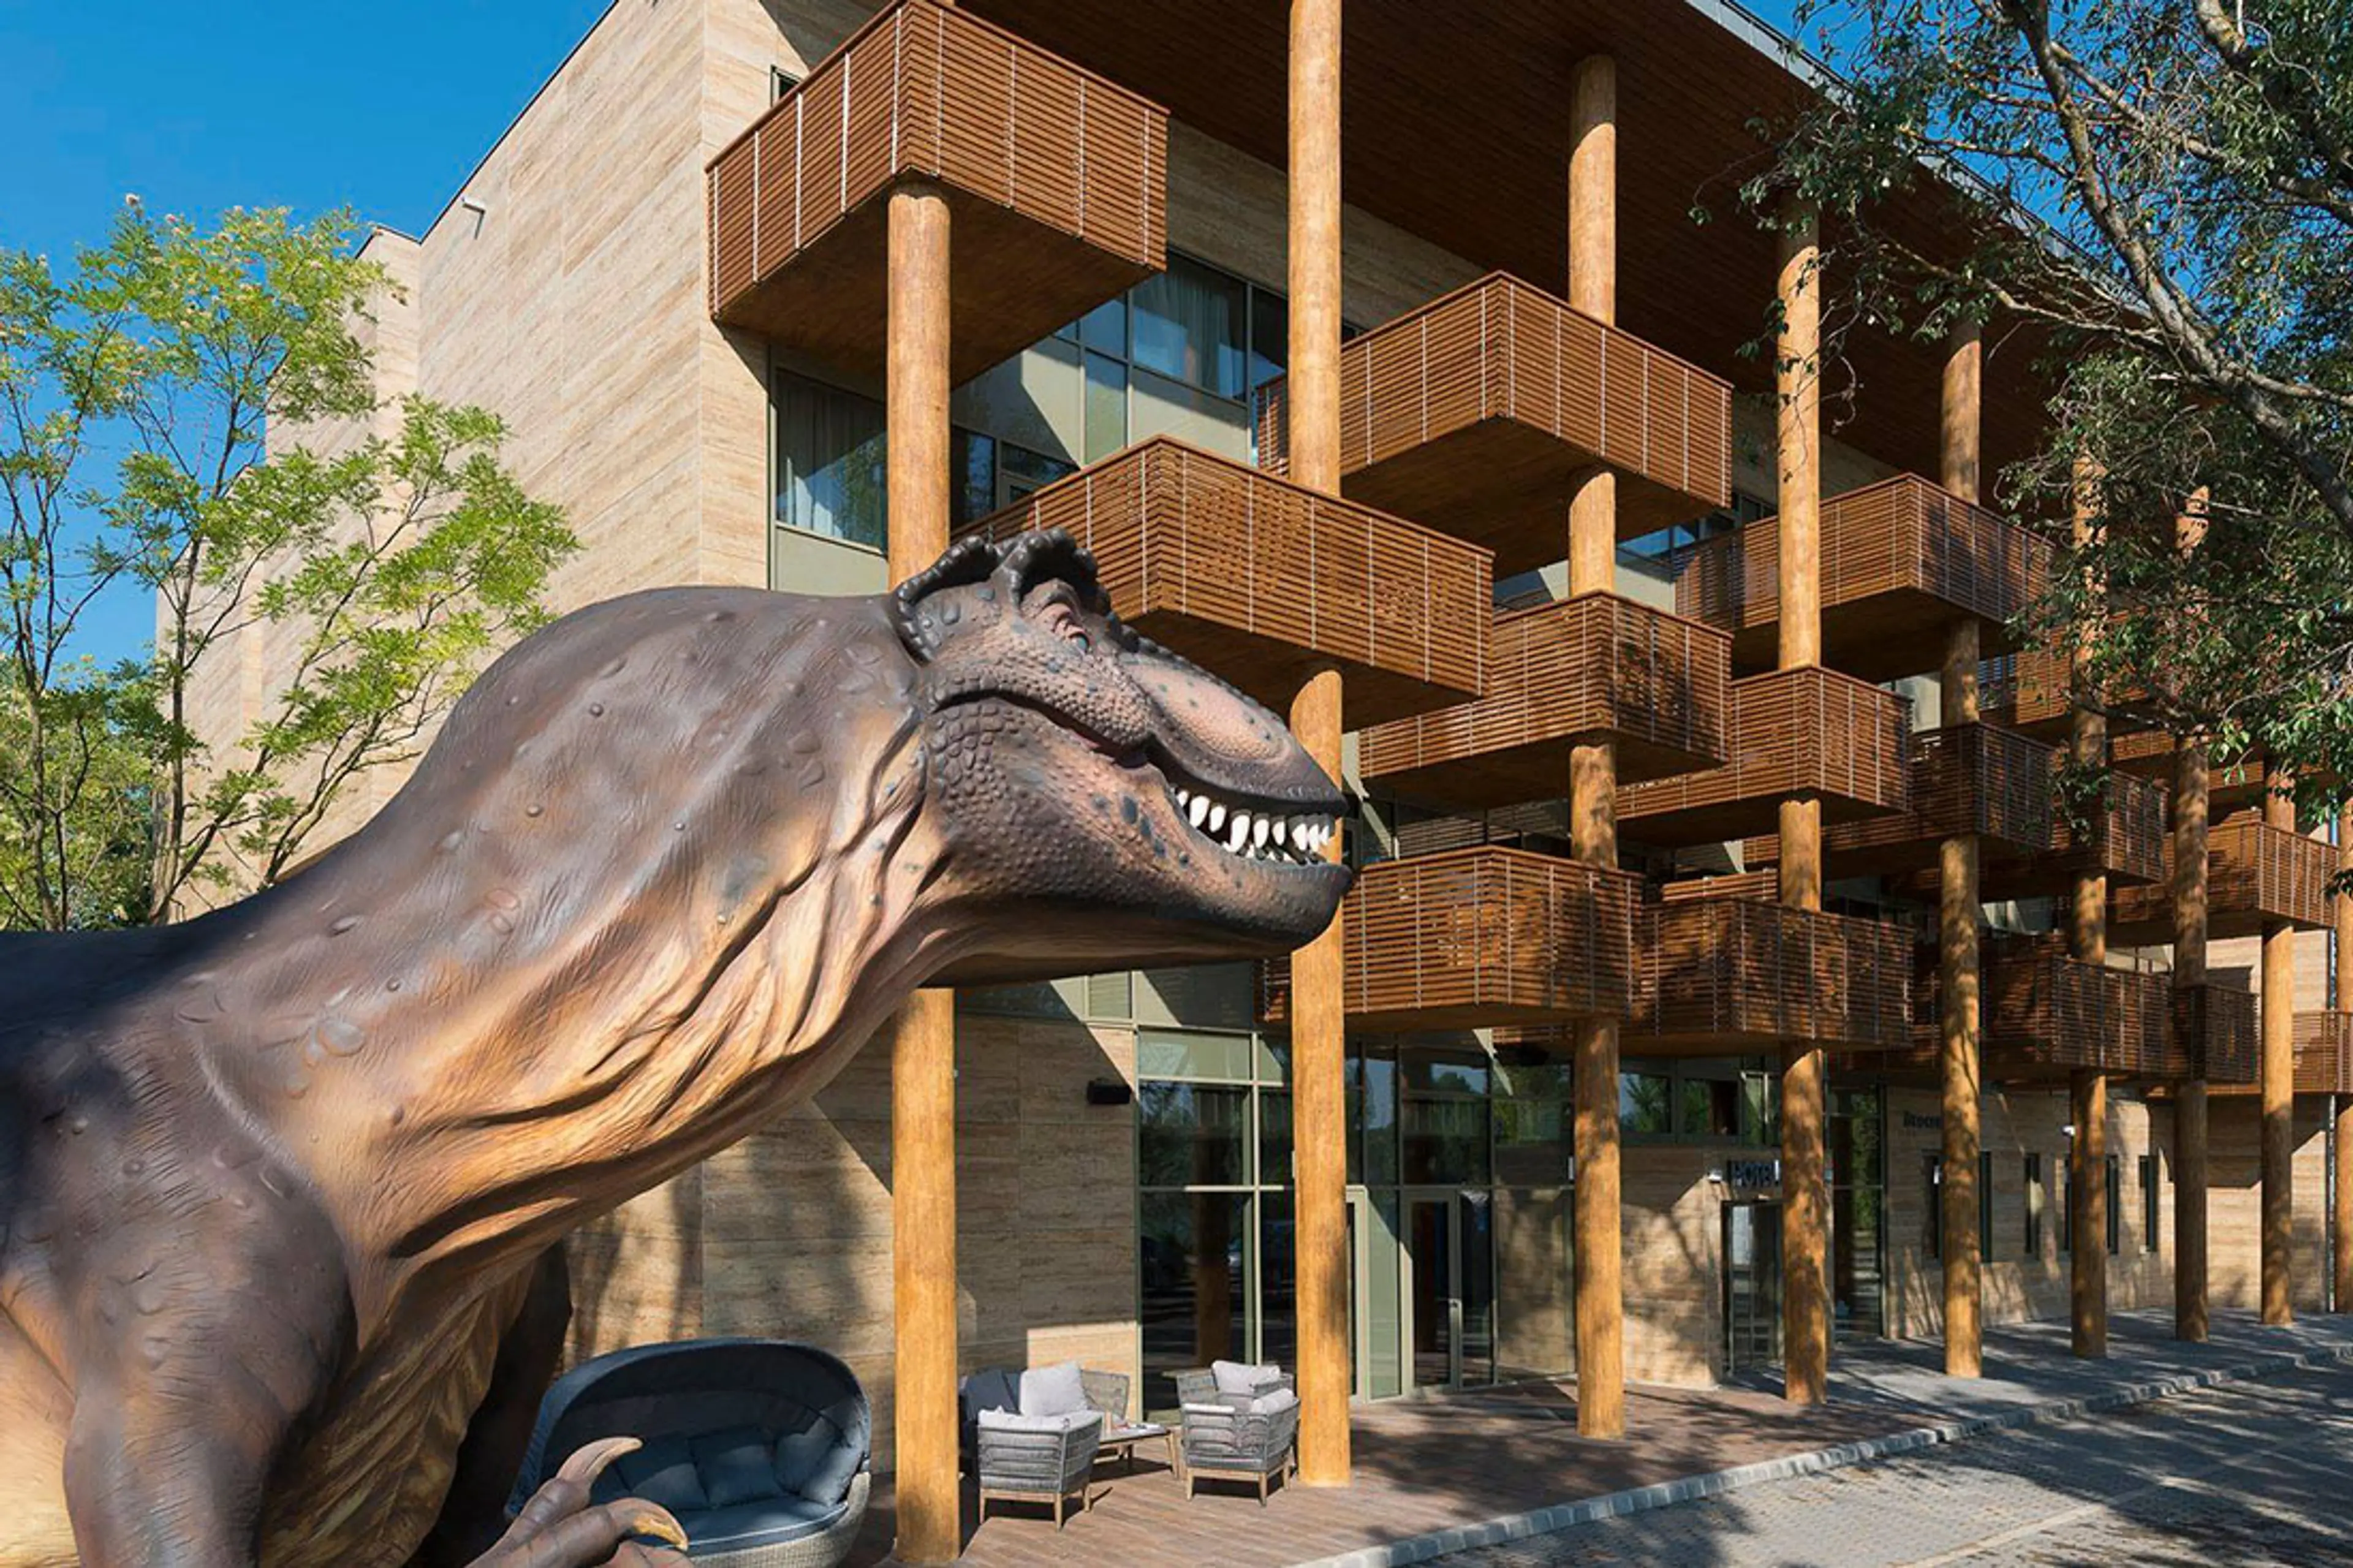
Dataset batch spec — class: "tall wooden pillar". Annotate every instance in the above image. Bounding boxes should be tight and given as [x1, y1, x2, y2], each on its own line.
[2066, 453, 2110, 1357]
[1566, 52, 1624, 1441]
[1938, 322, 1984, 1377]
[2171, 493, 2211, 1343]
[884, 181, 960, 1566]
[2336, 805, 2353, 1313]
[2261, 766, 2297, 1325]
[1775, 200, 1830, 1405]
[1287, 0, 1351, 1487]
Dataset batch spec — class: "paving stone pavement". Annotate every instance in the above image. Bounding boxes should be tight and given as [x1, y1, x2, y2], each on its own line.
[1431, 1362, 2353, 1567]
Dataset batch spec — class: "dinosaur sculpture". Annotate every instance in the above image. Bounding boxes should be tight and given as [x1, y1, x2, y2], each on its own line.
[0, 531, 1350, 1568]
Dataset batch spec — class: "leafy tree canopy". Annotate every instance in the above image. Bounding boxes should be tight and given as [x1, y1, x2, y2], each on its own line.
[0, 205, 575, 928]
[1749, 0, 2353, 814]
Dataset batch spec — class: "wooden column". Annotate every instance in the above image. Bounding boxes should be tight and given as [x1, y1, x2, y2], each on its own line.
[884, 181, 959, 1566]
[2261, 766, 2297, 1325]
[1287, 0, 1350, 1488]
[2336, 805, 2353, 1313]
[2171, 492, 2210, 1343]
[1775, 200, 1829, 1404]
[2067, 450, 2109, 1358]
[1566, 51, 1624, 1441]
[1938, 322, 1984, 1377]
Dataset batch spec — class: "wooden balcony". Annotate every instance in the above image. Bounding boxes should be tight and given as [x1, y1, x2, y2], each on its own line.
[2294, 1012, 2353, 1096]
[960, 437, 1490, 727]
[707, 0, 1166, 382]
[1984, 941, 2177, 1081]
[1672, 475, 2052, 680]
[1614, 666, 1911, 845]
[2175, 982, 2259, 1085]
[1636, 898, 1916, 1051]
[1259, 847, 1642, 1030]
[1748, 727, 2167, 894]
[1255, 274, 1732, 575]
[1357, 593, 1730, 806]
[2111, 815, 2334, 941]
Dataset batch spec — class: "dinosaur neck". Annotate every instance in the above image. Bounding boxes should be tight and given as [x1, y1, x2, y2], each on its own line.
[175, 588, 974, 1332]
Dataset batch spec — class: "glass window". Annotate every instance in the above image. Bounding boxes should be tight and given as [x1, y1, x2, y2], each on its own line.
[773, 371, 886, 550]
[1259, 1089, 1293, 1188]
[1084, 352, 1127, 463]
[1923, 1153, 1942, 1259]
[1249, 288, 1288, 390]
[952, 428, 996, 529]
[2025, 1153, 2044, 1254]
[1131, 256, 1248, 400]
[2058, 1157, 2071, 1254]
[1139, 1190, 1248, 1414]
[2140, 1154, 2160, 1252]
[1979, 1151, 1995, 1262]
[1138, 1081, 1249, 1187]
[1494, 1058, 1571, 1187]
[1075, 296, 1126, 355]
[2106, 1155, 2121, 1255]
[1357, 1045, 1399, 1187]
[1680, 1077, 1739, 1140]
[1401, 1094, 1490, 1185]
[999, 442, 1075, 507]
[1620, 1072, 1673, 1136]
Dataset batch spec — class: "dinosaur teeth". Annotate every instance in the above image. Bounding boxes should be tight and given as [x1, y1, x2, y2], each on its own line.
[1210, 803, 1227, 833]
[1227, 813, 1251, 854]
[1189, 795, 1210, 828]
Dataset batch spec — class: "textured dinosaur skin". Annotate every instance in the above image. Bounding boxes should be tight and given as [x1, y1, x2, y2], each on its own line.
[0, 531, 1348, 1568]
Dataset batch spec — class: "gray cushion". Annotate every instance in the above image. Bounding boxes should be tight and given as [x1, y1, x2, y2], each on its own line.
[773, 1422, 839, 1493]
[961, 1367, 1020, 1419]
[693, 1425, 779, 1509]
[798, 1436, 865, 1506]
[614, 1434, 708, 1515]
[979, 1407, 1100, 1434]
[1018, 1361, 1088, 1418]
[687, 1494, 841, 1552]
[1245, 1388, 1300, 1415]
[1211, 1359, 1280, 1396]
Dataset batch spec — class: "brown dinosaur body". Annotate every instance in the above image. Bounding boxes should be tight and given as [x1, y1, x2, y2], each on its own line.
[0, 532, 1347, 1568]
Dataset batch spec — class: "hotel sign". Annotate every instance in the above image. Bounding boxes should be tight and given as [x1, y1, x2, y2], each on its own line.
[1722, 1157, 1783, 1194]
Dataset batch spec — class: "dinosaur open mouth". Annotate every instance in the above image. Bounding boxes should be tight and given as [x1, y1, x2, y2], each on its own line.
[1165, 780, 1340, 868]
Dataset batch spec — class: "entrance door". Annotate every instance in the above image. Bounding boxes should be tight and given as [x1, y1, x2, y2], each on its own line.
[1723, 1199, 1785, 1374]
[1404, 1191, 1495, 1390]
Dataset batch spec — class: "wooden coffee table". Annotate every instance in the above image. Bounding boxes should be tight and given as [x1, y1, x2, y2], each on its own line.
[1096, 1421, 1175, 1475]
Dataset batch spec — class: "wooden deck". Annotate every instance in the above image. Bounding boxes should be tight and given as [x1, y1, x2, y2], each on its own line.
[1256, 274, 1732, 575]
[708, 0, 1166, 381]
[1673, 475, 2052, 680]
[1260, 847, 1642, 1031]
[1614, 666, 1912, 845]
[958, 437, 1491, 728]
[1634, 897, 1917, 1052]
[1357, 592, 1730, 803]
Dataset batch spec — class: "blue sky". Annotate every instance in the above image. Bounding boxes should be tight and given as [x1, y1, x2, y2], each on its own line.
[1, 1, 615, 665]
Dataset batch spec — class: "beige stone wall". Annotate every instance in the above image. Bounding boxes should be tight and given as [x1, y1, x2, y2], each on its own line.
[2204, 1095, 2332, 1315]
[1885, 1086, 2178, 1339]
[568, 1010, 1142, 1469]
[1624, 1144, 1723, 1385]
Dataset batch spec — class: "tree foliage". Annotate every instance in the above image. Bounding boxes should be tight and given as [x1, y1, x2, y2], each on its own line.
[1750, 0, 2353, 806]
[0, 206, 574, 928]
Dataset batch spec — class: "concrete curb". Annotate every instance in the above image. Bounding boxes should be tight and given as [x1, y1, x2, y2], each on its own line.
[1289, 1340, 2353, 1568]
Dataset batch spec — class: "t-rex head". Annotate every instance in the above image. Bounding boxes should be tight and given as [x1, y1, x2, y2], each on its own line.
[898, 530, 1349, 983]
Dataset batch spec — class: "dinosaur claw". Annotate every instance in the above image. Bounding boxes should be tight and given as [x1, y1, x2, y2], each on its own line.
[555, 1434, 642, 1487]
[621, 1504, 689, 1550]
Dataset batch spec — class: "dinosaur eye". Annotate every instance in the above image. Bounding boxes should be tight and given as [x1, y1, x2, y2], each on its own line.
[1042, 600, 1094, 653]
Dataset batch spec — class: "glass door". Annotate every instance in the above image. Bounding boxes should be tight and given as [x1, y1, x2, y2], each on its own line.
[1722, 1199, 1785, 1374]
[1403, 1190, 1496, 1390]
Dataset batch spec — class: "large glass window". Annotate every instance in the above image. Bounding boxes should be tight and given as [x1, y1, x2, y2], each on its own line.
[1829, 1085, 1885, 1338]
[1132, 256, 1249, 399]
[773, 371, 886, 548]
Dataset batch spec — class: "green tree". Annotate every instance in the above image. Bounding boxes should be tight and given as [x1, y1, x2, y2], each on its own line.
[1747, 0, 2353, 803]
[0, 205, 575, 928]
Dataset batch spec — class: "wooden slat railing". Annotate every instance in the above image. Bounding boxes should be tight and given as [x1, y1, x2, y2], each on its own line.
[959, 437, 1490, 728]
[1637, 899, 1916, 1049]
[1674, 475, 2050, 663]
[1256, 274, 1732, 571]
[1614, 666, 1911, 843]
[2175, 983, 2259, 1085]
[1357, 592, 1730, 802]
[2294, 1012, 2353, 1095]
[1259, 847, 1642, 1030]
[2113, 815, 2334, 934]
[708, 0, 1166, 379]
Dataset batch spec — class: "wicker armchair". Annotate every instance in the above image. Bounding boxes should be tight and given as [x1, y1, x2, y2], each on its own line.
[1177, 1390, 1298, 1505]
[974, 1409, 1104, 1527]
